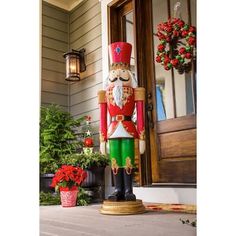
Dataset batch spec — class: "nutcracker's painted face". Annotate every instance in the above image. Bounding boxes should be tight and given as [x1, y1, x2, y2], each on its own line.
[108, 69, 132, 87]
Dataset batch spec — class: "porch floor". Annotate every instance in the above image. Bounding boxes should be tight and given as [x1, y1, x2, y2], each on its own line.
[40, 204, 196, 236]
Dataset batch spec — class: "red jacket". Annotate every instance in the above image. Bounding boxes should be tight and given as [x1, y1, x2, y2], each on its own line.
[98, 86, 145, 142]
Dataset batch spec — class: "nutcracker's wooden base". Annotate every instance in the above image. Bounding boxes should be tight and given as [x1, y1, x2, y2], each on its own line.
[100, 199, 146, 215]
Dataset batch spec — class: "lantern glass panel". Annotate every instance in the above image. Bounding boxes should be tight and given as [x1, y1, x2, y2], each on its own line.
[66, 56, 70, 78]
[70, 56, 79, 74]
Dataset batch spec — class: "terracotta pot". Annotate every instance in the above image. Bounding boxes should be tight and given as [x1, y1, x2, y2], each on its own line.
[60, 190, 78, 207]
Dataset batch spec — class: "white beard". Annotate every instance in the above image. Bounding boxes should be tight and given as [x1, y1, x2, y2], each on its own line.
[112, 80, 123, 109]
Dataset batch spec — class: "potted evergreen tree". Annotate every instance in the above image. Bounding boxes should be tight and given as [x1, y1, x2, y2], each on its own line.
[60, 116, 110, 202]
[40, 104, 84, 192]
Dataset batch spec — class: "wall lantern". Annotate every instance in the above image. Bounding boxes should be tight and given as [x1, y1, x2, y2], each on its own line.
[63, 48, 86, 81]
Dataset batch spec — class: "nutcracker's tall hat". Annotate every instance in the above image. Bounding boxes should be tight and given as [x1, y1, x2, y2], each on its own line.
[109, 42, 132, 70]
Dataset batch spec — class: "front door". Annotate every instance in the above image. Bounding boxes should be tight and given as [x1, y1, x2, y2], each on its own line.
[150, 0, 197, 184]
[108, 0, 196, 185]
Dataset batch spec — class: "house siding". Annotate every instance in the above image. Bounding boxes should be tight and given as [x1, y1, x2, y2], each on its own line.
[41, 2, 69, 110]
[41, 0, 102, 147]
[69, 0, 102, 148]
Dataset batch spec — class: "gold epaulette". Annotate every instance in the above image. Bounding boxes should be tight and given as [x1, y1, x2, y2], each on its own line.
[134, 87, 145, 101]
[97, 90, 106, 104]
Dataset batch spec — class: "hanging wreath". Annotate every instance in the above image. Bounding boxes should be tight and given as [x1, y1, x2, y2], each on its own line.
[155, 18, 196, 74]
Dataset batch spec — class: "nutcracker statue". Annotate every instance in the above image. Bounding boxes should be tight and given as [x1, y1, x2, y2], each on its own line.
[98, 42, 146, 208]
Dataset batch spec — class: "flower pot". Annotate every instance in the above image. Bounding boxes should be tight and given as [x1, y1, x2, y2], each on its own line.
[81, 166, 105, 203]
[60, 190, 78, 207]
[40, 174, 55, 193]
[82, 166, 105, 188]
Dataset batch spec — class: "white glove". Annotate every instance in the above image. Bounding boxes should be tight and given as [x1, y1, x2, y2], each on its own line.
[100, 142, 107, 155]
[139, 140, 146, 154]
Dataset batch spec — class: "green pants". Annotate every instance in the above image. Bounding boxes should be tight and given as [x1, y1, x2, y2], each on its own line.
[109, 138, 134, 174]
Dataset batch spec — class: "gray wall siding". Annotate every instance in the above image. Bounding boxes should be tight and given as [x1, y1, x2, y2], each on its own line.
[41, 2, 69, 110]
[41, 0, 102, 147]
[69, 0, 102, 147]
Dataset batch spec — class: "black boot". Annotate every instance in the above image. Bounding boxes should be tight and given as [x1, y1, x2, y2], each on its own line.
[123, 169, 136, 201]
[108, 168, 124, 201]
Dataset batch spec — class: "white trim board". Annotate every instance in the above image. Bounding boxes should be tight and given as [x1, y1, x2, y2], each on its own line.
[104, 186, 196, 205]
[104, 167, 196, 205]
[43, 0, 85, 11]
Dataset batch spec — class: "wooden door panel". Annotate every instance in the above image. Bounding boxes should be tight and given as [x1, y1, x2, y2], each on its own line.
[159, 158, 196, 183]
[159, 129, 196, 158]
[157, 114, 196, 134]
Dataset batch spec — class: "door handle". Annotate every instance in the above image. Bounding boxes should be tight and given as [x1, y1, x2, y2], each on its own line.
[147, 103, 154, 129]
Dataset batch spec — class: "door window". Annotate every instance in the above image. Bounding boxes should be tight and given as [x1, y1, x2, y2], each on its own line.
[152, 0, 196, 121]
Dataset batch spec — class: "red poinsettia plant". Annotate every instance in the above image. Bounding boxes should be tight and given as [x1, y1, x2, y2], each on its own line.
[51, 165, 87, 191]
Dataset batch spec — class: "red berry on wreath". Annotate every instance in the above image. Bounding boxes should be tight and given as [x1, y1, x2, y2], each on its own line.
[165, 26, 172, 33]
[157, 32, 165, 40]
[185, 52, 192, 59]
[84, 137, 94, 147]
[164, 56, 170, 64]
[189, 26, 196, 33]
[158, 44, 165, 52]
[177, 20, 185, 28]
[188, 37, 196, 45]
[173, 30, 179, 37]
[172, 18, 179, 24]
[166, 36, 171, 42]
[156, 56, 162, 63]
[181, 30, 189, 37]
[171, 59, 179, 67]
[179, 47, 186, 54]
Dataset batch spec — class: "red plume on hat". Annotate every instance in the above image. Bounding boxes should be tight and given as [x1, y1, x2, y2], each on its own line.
[109, 42, 132, 67]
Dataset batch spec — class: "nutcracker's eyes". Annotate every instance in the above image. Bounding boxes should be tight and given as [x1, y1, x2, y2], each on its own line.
[108, 70, 117, 83]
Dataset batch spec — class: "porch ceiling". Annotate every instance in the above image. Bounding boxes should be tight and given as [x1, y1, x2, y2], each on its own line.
[43, 0, 85, 11]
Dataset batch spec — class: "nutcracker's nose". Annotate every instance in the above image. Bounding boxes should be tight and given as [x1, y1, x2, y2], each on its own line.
[116, 70, 120, 79]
